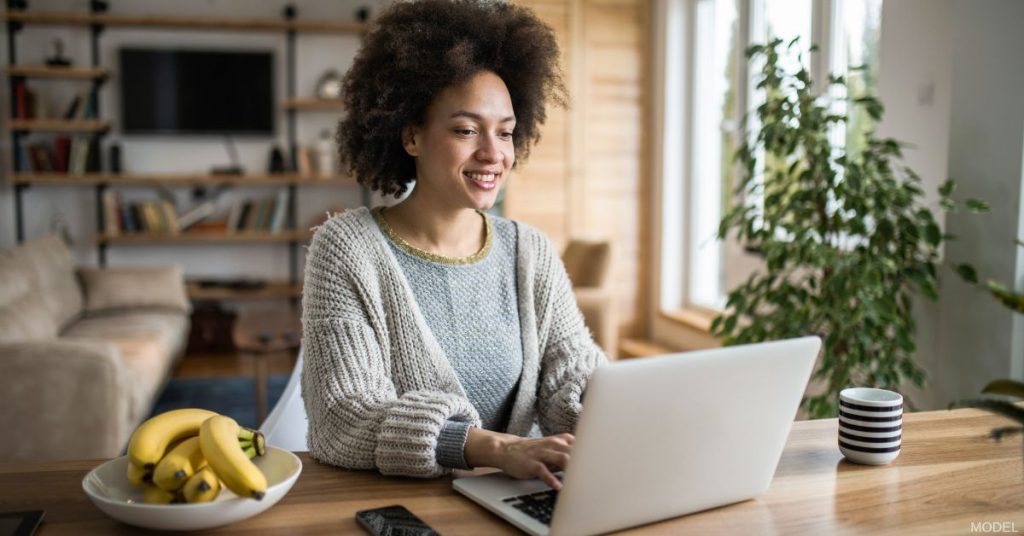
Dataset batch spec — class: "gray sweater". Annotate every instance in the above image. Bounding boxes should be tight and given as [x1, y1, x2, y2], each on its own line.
[374, 208, 523, 469]
[301, 207, 607, 478]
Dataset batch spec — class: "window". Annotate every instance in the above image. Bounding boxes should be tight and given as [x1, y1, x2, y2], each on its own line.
[655, 0, 884, 321]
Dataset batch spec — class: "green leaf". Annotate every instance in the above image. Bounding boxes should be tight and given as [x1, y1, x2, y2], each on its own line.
[981, 379, 1024, 399]
[954, 263, 979, 284]
[985, 280, 1024, 313]
[938, 179, 956, 198]
[965, 198, 991, 213]
[924, 223, 941, 247]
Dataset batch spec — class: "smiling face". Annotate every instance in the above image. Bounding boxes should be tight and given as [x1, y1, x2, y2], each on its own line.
[402, 70, 516, 212]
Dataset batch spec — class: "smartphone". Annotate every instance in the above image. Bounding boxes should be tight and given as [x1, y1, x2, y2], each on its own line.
[355, 505, 440, 536]
[0, 511, 44, 536]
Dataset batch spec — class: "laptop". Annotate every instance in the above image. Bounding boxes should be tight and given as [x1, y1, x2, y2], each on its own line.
[453, 336, 821, 536]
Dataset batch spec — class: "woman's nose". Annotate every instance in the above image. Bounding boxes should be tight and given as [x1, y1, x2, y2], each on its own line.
[475, 135, 502, 163]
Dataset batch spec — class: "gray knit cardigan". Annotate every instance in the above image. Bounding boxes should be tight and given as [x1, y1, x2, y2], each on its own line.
[300, 207, 607, 478]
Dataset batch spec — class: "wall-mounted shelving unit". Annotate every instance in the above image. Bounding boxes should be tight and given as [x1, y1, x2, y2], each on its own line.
[4, 1, 367, 302]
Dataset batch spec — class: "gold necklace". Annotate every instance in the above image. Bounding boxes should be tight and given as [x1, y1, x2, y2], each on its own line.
[373, 206, 493, 265]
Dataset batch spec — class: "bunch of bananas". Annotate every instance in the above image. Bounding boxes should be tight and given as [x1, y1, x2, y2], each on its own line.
[125, 408, 269, 504]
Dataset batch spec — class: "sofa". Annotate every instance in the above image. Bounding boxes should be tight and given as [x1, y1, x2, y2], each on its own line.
[0, 234, 191, 462]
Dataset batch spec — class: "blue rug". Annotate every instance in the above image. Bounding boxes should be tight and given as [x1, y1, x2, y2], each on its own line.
[149, 375, 289, 429]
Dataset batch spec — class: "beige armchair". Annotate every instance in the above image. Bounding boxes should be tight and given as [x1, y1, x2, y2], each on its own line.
[562, 239, 617, 358]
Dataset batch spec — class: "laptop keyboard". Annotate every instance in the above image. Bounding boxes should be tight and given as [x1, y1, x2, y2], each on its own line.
[503, 489, 559, 526]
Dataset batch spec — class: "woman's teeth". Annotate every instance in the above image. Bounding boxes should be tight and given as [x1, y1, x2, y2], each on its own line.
[465, 172, 497, 183]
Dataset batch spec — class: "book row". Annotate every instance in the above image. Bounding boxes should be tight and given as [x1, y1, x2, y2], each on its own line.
[100, 191, 291, 235]
[17, 135, 101, 175]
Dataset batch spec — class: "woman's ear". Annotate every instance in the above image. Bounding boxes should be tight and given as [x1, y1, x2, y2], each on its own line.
[402, 125, 420, 157]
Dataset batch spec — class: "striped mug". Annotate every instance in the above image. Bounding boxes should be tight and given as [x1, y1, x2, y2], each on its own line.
[838, 387, 902, 465]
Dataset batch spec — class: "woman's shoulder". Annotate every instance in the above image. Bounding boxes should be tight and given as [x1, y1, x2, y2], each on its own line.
[308, 207, 379, 262]
[497, 215, 558, 260]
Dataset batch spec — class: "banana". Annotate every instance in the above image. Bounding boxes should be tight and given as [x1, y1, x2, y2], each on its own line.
[127, 408, 218, 469]
[182, 467, 222, 503]
[152, 436, 207, 491]
[142, 484, 178, 504]
[126, 461, 152, 487]
[199, 415, 267, 500]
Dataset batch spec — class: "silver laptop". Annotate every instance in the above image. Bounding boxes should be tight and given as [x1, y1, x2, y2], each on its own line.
[453, 336, 821, 536]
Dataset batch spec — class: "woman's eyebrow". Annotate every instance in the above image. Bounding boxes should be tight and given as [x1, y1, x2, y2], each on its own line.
[450, 111, 516, 123]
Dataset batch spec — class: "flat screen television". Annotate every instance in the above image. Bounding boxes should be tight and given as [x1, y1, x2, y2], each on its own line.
[119, 48, 274, 135]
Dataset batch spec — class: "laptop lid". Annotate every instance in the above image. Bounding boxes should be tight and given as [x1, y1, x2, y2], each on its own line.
[547, 336, 821, 535]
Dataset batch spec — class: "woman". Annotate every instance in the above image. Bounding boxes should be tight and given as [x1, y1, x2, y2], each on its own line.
[301, 0, 606, 490]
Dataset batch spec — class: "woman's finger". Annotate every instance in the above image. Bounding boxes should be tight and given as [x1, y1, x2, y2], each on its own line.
[534, 462, 562, 491]
[540, 449, 570, 470]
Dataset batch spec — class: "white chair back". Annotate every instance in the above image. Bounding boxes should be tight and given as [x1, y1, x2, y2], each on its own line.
[259, 348, 308, 451]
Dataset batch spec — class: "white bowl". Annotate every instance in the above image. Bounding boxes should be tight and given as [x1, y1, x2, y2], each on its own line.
[82, 446, 302, 531]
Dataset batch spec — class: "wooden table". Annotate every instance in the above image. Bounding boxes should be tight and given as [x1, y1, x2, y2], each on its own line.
[231, 308, 301, 423]
[1, 407, 1021, 535]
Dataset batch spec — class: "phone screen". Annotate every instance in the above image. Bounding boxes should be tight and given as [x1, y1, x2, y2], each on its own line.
[0, 511, 44, 536]
[355, 505, 439, 536]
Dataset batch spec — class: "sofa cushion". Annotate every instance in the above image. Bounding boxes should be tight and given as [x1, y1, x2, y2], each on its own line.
[0, 253, 31, 307]
[0, 292, 59, 344]
[62, 312, 190, 424]
[6, 235, 83, 331]
[79, 266, 190, 315]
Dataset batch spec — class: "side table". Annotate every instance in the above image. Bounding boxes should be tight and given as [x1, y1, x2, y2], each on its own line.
[232, 308, 301, 424]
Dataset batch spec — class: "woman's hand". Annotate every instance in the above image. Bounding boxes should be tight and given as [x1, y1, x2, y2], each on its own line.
[464, 428, 574, 490]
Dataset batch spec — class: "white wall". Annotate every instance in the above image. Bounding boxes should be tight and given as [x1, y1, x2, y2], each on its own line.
[0, 0, 388, 282]
[938, 0, 1024, 402]
[877, 0, 1024, 409]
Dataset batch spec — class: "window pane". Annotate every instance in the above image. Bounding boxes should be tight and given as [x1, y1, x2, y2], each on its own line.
[836, 0, 883, 160]
[763, 0, 812, 55]
[688, 0, 738, 309]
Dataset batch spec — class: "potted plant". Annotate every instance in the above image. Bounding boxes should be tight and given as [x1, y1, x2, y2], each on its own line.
[952, 240, 1024, 441]
[711, 38, 988, 418]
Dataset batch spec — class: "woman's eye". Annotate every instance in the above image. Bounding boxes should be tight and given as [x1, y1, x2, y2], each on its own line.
[455, 129, 476, 136]
[499, 131, 514, 139]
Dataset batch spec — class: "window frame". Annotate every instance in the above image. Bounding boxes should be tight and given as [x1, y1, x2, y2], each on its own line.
[651, 0, 872, 345]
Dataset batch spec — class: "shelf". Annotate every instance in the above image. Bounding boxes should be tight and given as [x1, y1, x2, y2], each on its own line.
[187, 281, 301, 301]
[283, 98, 345, 111]
[1, 11, 366, 34]
[99, 229, 313, 245]
[8, 119, 110, 132]
[4, 65, 109, 79]
[13, 173, 358, 187]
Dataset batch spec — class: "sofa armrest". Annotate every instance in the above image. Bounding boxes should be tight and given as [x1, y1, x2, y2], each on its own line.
[0, 339, 130, 462]
[572, 288, 617, 358]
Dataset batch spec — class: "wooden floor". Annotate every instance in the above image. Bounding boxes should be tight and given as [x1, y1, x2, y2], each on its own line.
[173, 350, 299, 379]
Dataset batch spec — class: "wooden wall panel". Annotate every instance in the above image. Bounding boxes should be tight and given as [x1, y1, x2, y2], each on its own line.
[508, 0, 650, 341]
[506, 0, 572, 247]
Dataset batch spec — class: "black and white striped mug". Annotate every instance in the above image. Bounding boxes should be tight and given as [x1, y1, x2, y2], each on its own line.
[838, 387, 902, 465]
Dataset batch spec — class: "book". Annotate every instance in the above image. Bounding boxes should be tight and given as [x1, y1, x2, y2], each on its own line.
[14, 80, 28, 119]
[269, 190, 289, 233]
[63, 93, 82, 119]
[226, 201, 245, 234]
[54, 135, 71, 173]
[159, 200, 180, 234]
[142, 201, 162, 232]
[237, 201, 255, 232]
[28, 143, 55, 172]
[86, 137, 101, 173]
[177, 200, 218, 231]
[127, 204, 143, 233]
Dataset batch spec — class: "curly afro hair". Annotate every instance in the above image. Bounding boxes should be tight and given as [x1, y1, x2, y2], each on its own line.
[337, 0, 567, 197]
